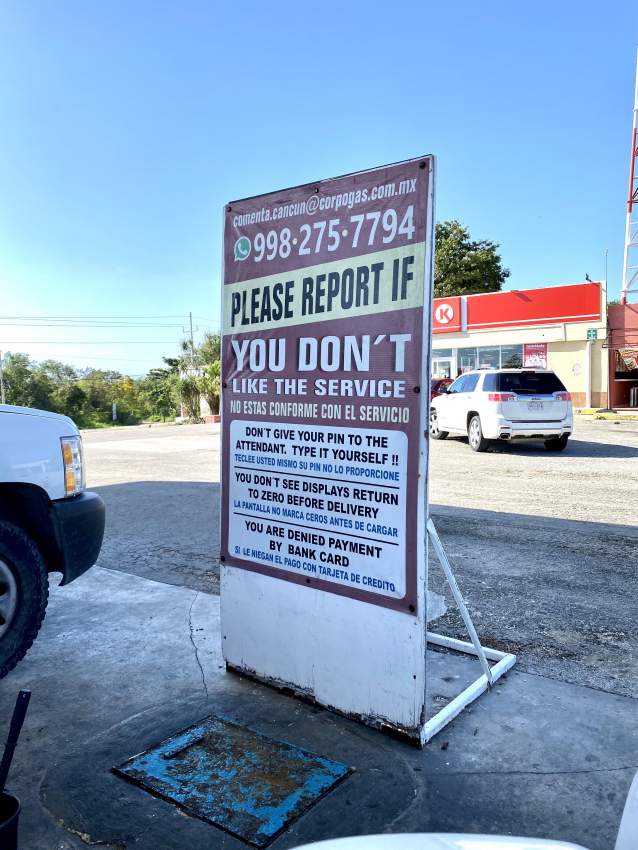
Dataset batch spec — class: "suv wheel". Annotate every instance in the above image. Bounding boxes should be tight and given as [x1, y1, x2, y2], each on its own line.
[468, 415, 491, 452]
[544, 435, 569, 452]
[0, 520, 49, 679]
[430, 410, 448, 440]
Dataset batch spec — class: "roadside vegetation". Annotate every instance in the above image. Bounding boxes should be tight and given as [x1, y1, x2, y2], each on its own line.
[1, 222, 510, 427]
[1, 332, 221, 428]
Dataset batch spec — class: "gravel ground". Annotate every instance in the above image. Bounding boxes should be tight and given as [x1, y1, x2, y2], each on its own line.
[84, 424, 221, 594]
[83, 417, 638, 699]
[428, 418, 638, 699]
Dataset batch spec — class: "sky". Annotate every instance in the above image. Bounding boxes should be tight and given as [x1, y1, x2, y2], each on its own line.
[0, 0, 636, 376]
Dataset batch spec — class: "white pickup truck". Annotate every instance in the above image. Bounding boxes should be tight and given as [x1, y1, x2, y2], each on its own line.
[0, 404, 105, 677]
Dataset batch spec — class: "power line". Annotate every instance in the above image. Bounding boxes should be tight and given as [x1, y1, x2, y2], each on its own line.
[0, 321, 216, 331]
[0, 322, 192, 328]
[0, 315, 199, 319]
[24, 355, 173, 363]
[1, 341, 182, 344]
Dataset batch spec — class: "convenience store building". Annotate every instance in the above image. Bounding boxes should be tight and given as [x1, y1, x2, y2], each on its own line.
[432, 280, 608, 409]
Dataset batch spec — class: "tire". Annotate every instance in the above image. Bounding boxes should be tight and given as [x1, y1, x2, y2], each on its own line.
[430, 409, 448, 440]
[544, 435, 569, 452]
[468, 415, 491, 452]
[0, 520, 49, 679]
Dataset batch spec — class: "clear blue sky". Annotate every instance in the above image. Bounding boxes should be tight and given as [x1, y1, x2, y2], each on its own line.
[0, 0, 636, 375]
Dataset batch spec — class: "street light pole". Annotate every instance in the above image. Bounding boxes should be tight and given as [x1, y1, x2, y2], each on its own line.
[0, 351, 5, 405]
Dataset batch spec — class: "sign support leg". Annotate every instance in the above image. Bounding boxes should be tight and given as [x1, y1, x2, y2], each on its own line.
[422, 517, 516, 745]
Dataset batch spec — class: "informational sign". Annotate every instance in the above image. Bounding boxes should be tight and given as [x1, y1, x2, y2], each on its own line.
[220, 157, 435, 738]
[587, 328, 598, 340]
[524, 343, 548, 369]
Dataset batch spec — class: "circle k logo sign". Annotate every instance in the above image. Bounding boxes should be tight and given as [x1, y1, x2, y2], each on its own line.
[435, 303, 455, 325]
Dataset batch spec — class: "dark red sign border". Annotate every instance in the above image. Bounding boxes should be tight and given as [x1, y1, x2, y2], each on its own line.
[219, 156, 435, 615]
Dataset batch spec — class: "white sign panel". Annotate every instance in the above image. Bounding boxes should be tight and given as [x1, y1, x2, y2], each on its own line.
[228, 420, 407, 597]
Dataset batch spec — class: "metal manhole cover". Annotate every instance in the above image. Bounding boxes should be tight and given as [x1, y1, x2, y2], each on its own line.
[114, 715, 351, 847]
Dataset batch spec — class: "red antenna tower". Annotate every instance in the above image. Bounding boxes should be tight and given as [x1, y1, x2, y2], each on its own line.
[622, 49, 638, 305]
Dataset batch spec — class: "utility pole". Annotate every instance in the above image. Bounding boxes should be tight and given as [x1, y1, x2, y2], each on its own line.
[189, 312, 195, 365]
[621, 47, 638, 305]
[0, 351, 4, 405]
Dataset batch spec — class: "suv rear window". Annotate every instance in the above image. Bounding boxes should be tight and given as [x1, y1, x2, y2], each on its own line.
[482, 373, 497, 391]
[497, 372, 566, 395]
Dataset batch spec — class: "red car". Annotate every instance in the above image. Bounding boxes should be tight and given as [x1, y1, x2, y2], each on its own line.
[431, 378, 453, 400]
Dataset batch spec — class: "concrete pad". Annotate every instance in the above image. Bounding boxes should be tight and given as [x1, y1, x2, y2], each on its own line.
[0, 567, 636, 850]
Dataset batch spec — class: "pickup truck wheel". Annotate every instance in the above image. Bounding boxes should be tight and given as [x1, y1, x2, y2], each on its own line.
[430, 410, 448, 440]
[0, 521, 49, 679]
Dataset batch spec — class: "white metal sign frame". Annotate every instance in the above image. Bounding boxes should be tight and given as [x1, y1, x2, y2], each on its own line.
[218, 156, 515, 747]
[424, 518, 516, 744]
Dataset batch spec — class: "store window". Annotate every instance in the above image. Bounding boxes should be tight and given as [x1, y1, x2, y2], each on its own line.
[457, 347, 477, 373]
[500, 344, 523, 368]
[477, 346, 500, 369]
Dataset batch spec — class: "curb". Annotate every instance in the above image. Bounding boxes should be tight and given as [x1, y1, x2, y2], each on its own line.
[80, 422, 177, 433]
[593, 413, 638, 421]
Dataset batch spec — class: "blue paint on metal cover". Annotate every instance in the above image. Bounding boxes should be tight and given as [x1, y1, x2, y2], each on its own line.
[114, 715, 351, 847]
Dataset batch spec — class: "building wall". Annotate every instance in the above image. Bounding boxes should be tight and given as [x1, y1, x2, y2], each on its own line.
[432, 281, 609, 409]
[547, 340, 607, 409]
[608, 304, 638, 409]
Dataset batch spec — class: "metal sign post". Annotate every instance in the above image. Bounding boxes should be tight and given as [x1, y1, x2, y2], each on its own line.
[220, 157, 435, 741]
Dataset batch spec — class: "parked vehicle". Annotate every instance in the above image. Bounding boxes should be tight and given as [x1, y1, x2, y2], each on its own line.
[430, 378, 453, 400]
[430, 369, 573, 452]
[0, 404, 105, 677]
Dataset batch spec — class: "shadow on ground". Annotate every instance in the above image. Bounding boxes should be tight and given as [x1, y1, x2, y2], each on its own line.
[429, 505, 638, 699]
[91, 477, 638, 701]
[93, 480, 221, 593]
[445, 436, 638, 458]
[4, 567, 633, 850]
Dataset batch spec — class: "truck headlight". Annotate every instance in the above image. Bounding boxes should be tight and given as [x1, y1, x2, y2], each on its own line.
[61, 437, 85, 497]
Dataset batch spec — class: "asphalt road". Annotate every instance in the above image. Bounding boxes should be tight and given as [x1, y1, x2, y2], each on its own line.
[83, 417, 638, 700]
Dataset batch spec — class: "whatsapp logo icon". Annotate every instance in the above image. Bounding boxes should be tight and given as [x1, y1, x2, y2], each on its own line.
[234, 236, 251, 261]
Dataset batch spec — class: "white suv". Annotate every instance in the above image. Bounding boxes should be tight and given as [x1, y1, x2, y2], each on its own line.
[430, 368, 573, 452]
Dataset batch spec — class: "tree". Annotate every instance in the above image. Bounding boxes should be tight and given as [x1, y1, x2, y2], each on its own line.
[197, 361, 221, 414]
[178, 376, 201, 419]
[198, 332, 221, 366]
[177, 331, 220, 369]
[2, 353, 54, 410]
[434, 220, 510, 298]
[37, 360, 87, 419]
[138, 365, 179, 415]
[79, 370, 122, 422]
[172, 332, 221, 417]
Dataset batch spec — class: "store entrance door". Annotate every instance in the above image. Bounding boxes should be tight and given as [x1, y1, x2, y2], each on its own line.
[432, 359, 452, 379]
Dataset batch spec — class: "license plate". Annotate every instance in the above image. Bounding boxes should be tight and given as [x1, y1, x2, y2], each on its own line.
[528, 402, 543, 410]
